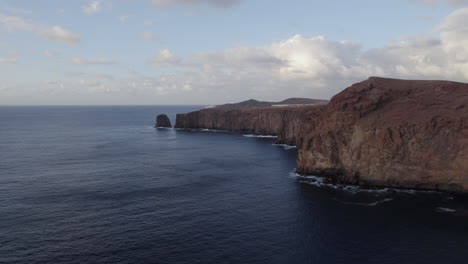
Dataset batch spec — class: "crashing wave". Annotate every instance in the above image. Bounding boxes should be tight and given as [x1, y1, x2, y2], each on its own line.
[290, 172, 439, 195]
[273, 144, 298, 150]
[243, 134, 278, 138]
[435, 207, 456, 213]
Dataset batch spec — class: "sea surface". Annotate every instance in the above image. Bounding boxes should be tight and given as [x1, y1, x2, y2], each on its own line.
[0, 106, 467, 264]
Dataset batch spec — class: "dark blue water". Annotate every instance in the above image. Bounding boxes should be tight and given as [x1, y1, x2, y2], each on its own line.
[1, 106, 467, 264]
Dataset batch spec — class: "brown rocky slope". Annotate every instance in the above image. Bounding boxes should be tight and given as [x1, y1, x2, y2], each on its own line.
[174, 77, 468, 193]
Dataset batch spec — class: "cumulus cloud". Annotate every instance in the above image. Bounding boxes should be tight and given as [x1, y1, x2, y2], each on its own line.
[82, 1, 102, 14]
[38, 26, 80, 45]
[70, 57, 117, 65]
[148, 49, 181, 65]
[141, 31, 160, 42]
[141, 7, 468, 101]
[150, 0, 242, 9]
[0, 14, 81, 45]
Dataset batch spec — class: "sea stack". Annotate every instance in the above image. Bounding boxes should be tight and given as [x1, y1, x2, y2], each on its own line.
[155, 114, 172, 128]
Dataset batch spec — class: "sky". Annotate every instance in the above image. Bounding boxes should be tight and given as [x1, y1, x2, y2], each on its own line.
[0, 0, 467, 105]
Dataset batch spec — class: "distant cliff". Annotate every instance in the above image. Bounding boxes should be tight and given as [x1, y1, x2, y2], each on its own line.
[175, 105, 319, 145]
[174, 77, 468, 193]
[213, 98, 328, 109]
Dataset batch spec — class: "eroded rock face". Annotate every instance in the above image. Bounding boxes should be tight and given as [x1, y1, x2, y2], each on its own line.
[155, 114, 172, 128]
[175, 106, 319, 145]
[297, 77, 468, 192]
[174, 77, 468, 193]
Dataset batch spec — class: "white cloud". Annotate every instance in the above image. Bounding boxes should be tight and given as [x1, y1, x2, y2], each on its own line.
[0, 14, 34, 32]
[43, 50, 59, 57]
[412, 0, 468, 6]
[140, 8, 468, 102]
[141, 31, 160, 42]
[150, 0, 242, 9]
[0, 84, 17, 92]
[0, 14, 81, 45]
[70, 57, 117, 65]
[118, 14, 129, 23]
[79, 80, 102, 87]
[38, 26, 80, 45]
[82, 1, 102, 15]
[148, 49, 181, 65]
[0, 58, 17, 64]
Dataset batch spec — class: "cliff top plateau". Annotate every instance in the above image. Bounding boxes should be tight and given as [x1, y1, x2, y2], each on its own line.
[214, 97, 328, 109]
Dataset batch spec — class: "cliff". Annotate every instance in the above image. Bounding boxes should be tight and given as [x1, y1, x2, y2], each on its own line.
[174, 77, 468, 193]
[214, 98, 328, 109]
[297, 77, 468, 192]
[175, 106, 319, 145]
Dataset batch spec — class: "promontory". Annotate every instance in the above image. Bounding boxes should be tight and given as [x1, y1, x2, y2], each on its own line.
[173, 77, 468, 193]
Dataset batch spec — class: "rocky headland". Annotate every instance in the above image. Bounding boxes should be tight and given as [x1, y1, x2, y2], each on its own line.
[172, 77, 468, 193]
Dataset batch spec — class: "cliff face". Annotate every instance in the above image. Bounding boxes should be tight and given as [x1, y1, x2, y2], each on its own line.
[175, 106, 318, 145]
[298, 77, 468, 192]
[174, 77, 468, 193]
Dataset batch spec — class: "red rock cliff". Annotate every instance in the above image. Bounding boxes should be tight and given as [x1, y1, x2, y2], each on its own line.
[175, 77, 468, 193]
[298, 77, 468, 192]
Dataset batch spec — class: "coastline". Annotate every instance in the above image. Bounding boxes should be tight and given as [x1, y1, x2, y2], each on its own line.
[171, 77, 468, 194]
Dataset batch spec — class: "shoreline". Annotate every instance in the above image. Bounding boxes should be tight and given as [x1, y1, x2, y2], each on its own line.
[170, 77, 468, 194]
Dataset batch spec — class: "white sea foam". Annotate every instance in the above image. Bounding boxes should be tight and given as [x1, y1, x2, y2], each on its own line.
[435, 207, 457, 213]
[344, 198, 394, 207]
[182, 128, 231, 133]
[273, 144, 298, 150]
[243, 134, 278, 138]
[290, 172, 438, 195]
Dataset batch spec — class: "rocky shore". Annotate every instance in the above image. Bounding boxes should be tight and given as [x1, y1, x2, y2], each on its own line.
[173, 77, 468, 193]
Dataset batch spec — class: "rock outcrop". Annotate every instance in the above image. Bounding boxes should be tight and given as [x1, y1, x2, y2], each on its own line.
[155, 114, 172, 128]
[175, 77, 468, 193]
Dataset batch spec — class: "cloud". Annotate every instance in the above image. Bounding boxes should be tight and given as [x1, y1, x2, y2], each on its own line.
[118, 14, 129, 23]
[148, 49, 181, 65]
[82, 1, 102, 15]
[140, 8, 468, 102]
[0, 14, 81, 45]
[79, 80, 102, 87]
[0, 84, 17, 92]
[150, 0, 242, 9]
[0, 58, 17, 64]
[141, 31, 160, 42]
[3, 7, 32, 15]
[38, 26, 81, 45]
[70, 57, 117, 65]
[43, 50, 59, 57]
[412, 0, 468, 6]
[0, 14, 34, 32]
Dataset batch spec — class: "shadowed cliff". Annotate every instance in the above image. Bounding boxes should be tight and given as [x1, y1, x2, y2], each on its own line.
[174, 77, 468, 193]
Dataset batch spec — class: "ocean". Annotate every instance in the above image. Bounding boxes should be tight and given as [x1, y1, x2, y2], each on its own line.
[0, 106, 467, 264]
